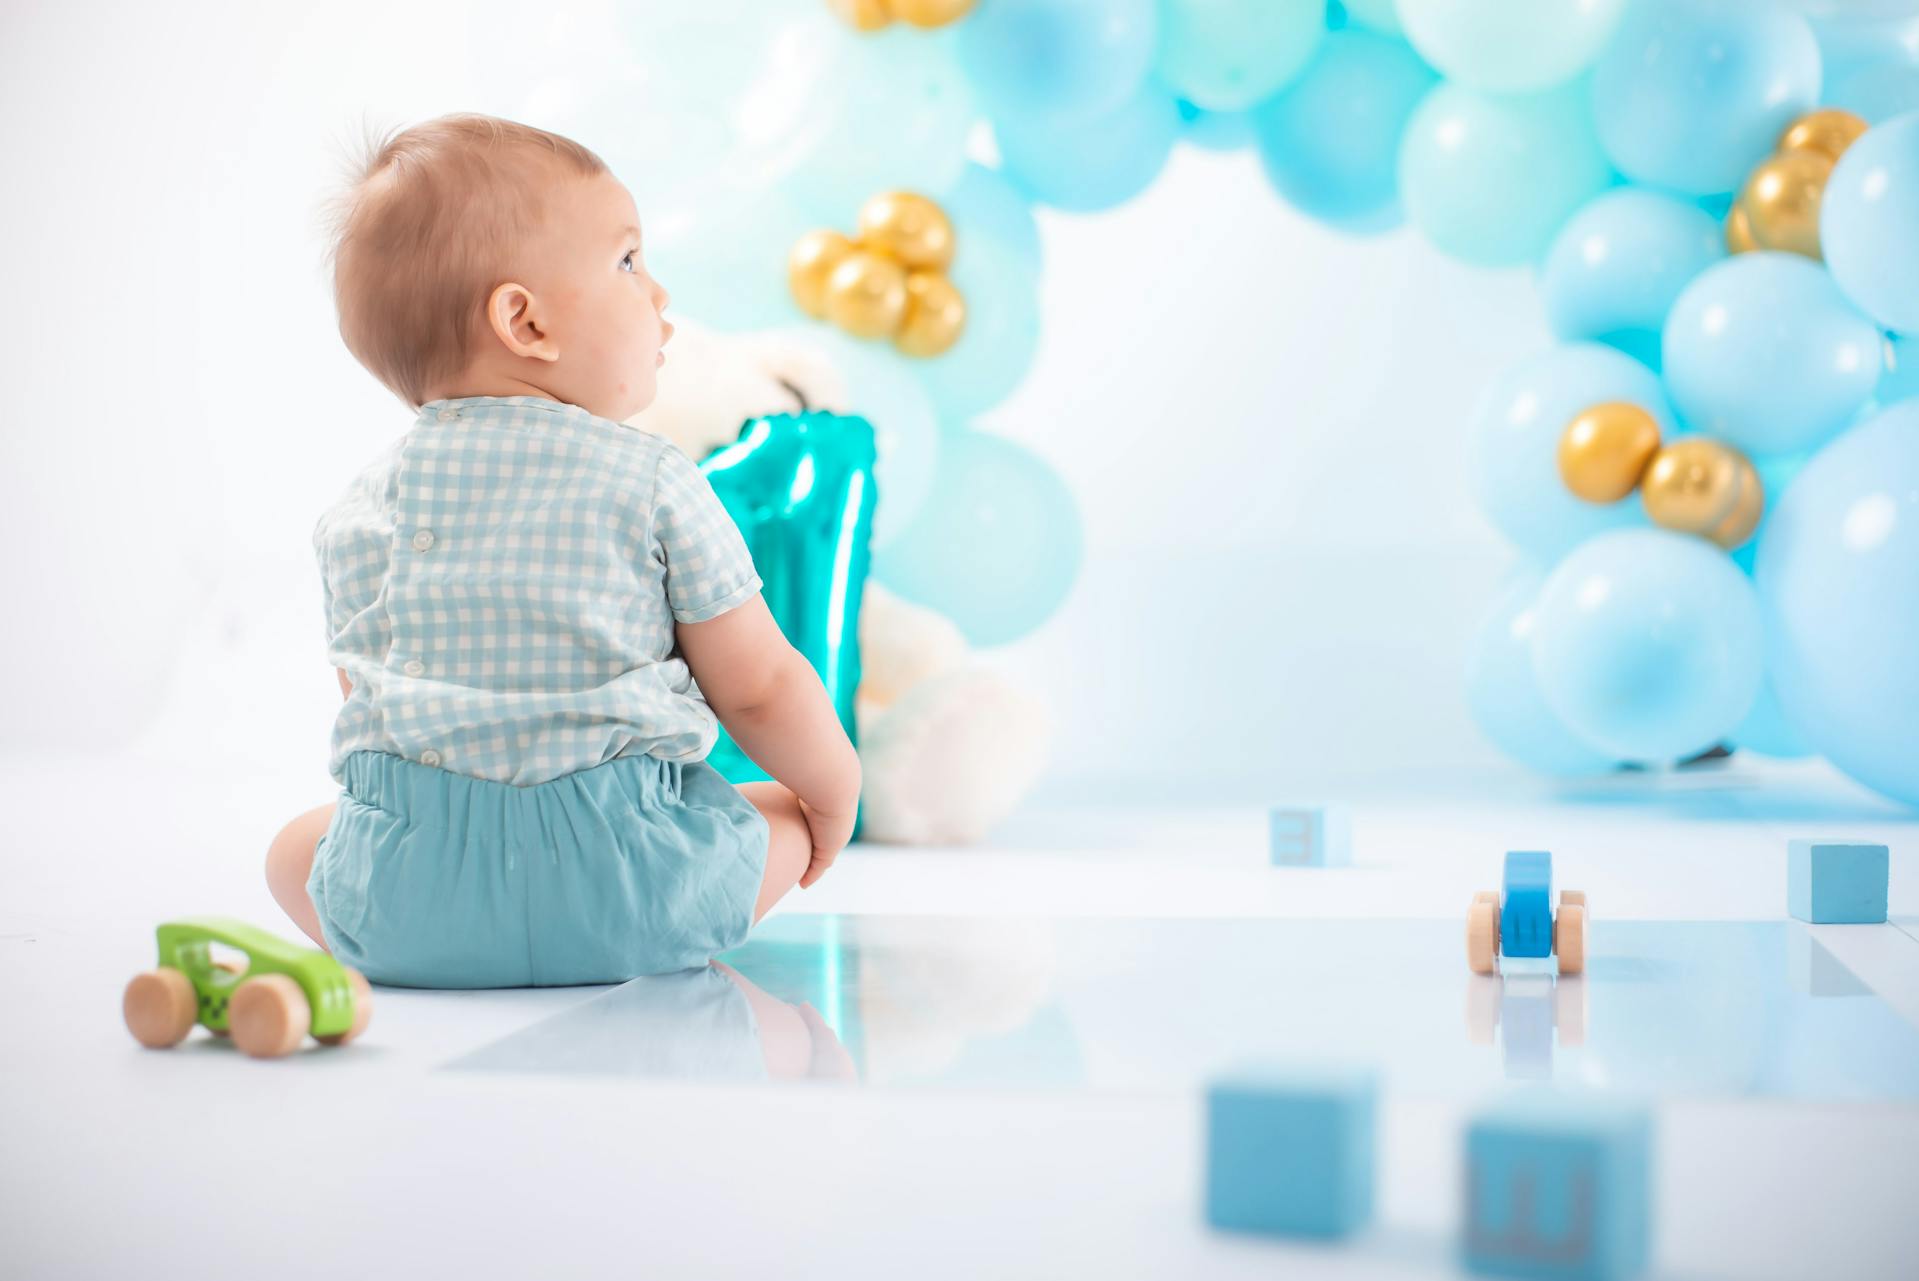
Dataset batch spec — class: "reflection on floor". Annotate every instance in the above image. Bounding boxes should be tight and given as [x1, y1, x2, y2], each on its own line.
[443, 915, 1919, 1100]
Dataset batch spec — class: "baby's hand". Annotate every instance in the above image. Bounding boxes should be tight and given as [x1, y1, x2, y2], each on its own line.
[795, 796, 854, 888]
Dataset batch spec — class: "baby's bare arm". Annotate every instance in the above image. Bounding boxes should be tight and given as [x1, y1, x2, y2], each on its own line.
[675, 595, 861, 816]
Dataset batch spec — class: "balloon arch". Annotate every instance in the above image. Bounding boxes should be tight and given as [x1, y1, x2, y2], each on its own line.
[539, 0, 1919, 810]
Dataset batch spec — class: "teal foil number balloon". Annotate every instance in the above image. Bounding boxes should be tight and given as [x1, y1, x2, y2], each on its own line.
[698, 412, 878, 836]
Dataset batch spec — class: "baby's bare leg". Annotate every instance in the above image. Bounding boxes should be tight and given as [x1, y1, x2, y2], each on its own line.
[737, 781, 814, 922]
[265, 802, 335, 951]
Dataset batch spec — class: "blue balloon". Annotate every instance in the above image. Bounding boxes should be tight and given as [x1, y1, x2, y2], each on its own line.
[1755, 399, 1919, 809]
[994, 79, 1181, 213]
[1153, 0, 1323, 113]
[1398, 81, 1615, 267]
[1821, 109, 1919, 335]
[1250, 29, 1439, 233]
[873, 428, 1083, 648]
[1591, 0, 1821, 196]
[1808, 10, 1919, 85]
[914, 234, 1042, 418]
[1662, 253, 1883, 457]
[1730, 676, 1812, 760]
[1533, 528, 1764, 763]
[957, 0, 1157, 122]
[1730, 448, 1811, 576]
[1338, 0, 1403, 36]
[1539, 189, 1726, 365]
[1470, 343, 1669, 561]
[1830, 61, 1919, 125]
[1176, 100, 1255, 153]
[939, 162, 1043, 270]
[1398, 0, 1627, 93]
[1881, 332, 1919, 406]
[1467, 568, 1619, 776]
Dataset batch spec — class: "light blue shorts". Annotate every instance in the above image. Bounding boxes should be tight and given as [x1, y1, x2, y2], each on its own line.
[307, 749, 771, 989]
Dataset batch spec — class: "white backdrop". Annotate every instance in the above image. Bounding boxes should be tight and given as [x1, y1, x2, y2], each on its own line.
[1, 0, 1551, 805]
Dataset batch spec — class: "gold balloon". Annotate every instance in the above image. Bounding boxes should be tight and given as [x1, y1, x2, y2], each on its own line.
[1642, 438, 1762, 549]
[893, 270, 967, 357]
[827, 0, 893, 31]
[856, 191, 955, 271]
[1736, 149, 1834, 260]
[1558, 402, 1663, 503]
[889, 0, 975, 26]
[1725, 201, 1757, 255]
[1708, 455, 1765, 550]
[1778, 108, 1869, 164]
[788, 229, 856, 319]
[825, 251, 909, 339]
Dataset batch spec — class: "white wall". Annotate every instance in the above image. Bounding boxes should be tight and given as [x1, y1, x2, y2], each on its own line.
[0, 0, 1549, 802]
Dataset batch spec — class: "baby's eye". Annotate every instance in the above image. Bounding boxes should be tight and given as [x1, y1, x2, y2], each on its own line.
[619, 250, 637, 274]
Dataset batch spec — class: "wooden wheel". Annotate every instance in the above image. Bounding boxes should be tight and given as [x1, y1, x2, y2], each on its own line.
[315, 967, 373, 1046]
[1467, 893, 1500, 975]
[1560, 889, 1586, 910]
[1555, 902, 1587, 976]
[229, 974, 310, 1058]
[124, 967, 198, 1048]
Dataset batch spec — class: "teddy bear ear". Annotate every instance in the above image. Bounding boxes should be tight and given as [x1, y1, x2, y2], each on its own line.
[747, 332, 851, 416]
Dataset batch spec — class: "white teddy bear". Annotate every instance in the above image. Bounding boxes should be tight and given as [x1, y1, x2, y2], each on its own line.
[628, 319, 1056, 845]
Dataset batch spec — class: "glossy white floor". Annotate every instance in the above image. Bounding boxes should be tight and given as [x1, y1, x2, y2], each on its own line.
[5, 747, 1918, 1279]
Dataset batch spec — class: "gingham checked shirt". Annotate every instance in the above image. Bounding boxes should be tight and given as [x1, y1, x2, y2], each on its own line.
[312, 394, 763, 787]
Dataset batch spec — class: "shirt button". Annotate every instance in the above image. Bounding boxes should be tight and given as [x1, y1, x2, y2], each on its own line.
[436, 408, 459, 422]
[403, 659, 425, 677]
[420, 749, 442, 767]
[411, 529, 435, 552]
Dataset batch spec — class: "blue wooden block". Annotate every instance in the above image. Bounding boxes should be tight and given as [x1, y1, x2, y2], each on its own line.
[1502, 850, 1555, 959]
[1787, 839, 1889, 924]
[1463, 1092, 1652, 1281]
[1205, 1062, 1376, 1239]
[1268, 804, 1352, 867]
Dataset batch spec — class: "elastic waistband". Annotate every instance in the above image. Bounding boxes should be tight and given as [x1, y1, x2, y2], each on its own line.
[339, 749, 685, 826]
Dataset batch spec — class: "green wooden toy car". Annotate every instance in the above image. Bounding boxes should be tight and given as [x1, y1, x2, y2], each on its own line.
[123, 917, 372, 1058]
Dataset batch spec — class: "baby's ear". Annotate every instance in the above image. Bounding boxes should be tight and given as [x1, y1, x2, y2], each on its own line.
[485, 281, 560, 362]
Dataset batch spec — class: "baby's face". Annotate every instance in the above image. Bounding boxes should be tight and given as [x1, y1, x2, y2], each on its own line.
[518, 172, 673, 421]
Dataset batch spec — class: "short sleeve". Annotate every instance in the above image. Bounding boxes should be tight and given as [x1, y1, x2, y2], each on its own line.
[649, 442, 763, 624]
[313, 515, 343, 646]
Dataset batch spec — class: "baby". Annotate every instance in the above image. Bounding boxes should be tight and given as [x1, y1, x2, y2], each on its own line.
[262, 113, 861, 989]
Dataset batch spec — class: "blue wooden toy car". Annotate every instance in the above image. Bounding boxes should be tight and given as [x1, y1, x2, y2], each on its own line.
[1466, 850, 1586, 976]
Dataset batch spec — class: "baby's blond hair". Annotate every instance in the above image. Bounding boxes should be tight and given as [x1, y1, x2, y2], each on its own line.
[320, 112, 608, 410]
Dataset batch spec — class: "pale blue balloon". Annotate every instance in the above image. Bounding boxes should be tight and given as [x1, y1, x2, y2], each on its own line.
[1662, 253, 1884, 457]
[1755, 399, 1919, 808]
[915, 235, 1042, 418]
[1176, 100, 1256, 152]
[994, 79, 1182, 212]
[734, 22, 976, 222]
[1398, 0, 1626, 93]
[873, 428, 1084, 648]
[1808, 10, 1919, 84]
[939, 162, 1043, 270]
[1730, 677, 1812, 760]
[958, 0, 1157, 122]
[1731, 449, 1810, 576]
[770, 329, 941, 552]
[1821, 110, 1919, 335]
[1470, 343, 1668, 562]
[645, 178, 817, 333]
[1830, 62, 1919, 124]
[1881, 332, 1919, 406]
[1533, 528, 1764, 763]
[1539, 188, 1726, 364]
[1153, 0, 1323, 113]
[1250, 28, 1439, 232]
[1339, 0, 1403, 36]
[1591, 0, 1821, 197]
[1398, 81, 1614, 267]
[1467, 568, 1619, 776]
